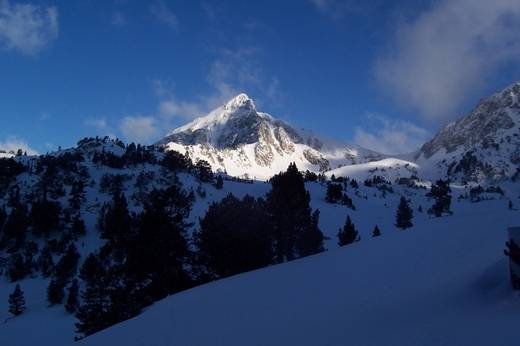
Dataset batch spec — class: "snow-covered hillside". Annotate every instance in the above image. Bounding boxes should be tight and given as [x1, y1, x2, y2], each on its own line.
[158, 94, 385, 180]
[78, 198, 520, 346]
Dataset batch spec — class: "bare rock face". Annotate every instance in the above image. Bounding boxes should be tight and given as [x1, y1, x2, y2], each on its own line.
[303, 149, 330, 171]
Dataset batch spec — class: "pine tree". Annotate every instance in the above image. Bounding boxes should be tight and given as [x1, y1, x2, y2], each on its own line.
[54, 243, 80, 282]
[8, 253, 26, 282]
[38, 245, 55, 278]
[372, 225, 381, 237]
[8, 284, 26, 316]
[395, 197, 413, 229]
[428, 180, 452, 217]
[47, 278, 65, 305]
[215, 175, 224, 190]
[75, 253, 111, 337]
[3, 203, 28, 251]
[337, 216, 360, 246]
[266, 163, 324, 262]
[71, 215, 87, 238]
[99, 192, 131, 244]
[325, 183, 343, 203]
[194, 194, 273, 279]
[509, 200, 513, 210]
[65, 279, 79, 313]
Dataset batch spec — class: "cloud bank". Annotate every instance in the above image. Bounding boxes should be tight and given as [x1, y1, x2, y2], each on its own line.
[354, 114, 430, 155]
[374, 0, 520, 121]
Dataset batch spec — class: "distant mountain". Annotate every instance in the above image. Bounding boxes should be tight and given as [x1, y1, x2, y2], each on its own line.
[416, 82, 520, 182]
[158, 94, 384, 180]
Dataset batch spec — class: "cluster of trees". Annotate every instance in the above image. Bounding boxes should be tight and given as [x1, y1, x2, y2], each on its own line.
[325, 183, 355, 209]
[427, 180, 452, 217]
[72, 163, 325, 337]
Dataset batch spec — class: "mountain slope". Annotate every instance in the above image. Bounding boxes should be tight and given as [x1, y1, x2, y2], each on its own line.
[416, 82, 520, 181]
[78, 199, 519, 346]
[158, 94, 384, 180]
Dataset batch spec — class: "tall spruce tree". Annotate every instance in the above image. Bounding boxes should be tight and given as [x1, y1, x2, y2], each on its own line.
[337, 216, 360, 246]
[124, 185, 194, 301]
[266, 163, 324, 262]
[428, 180, 452, 217]
[75, 254, 111, 337]
[372, 225, 381, 237]
[194, 194, 273, 279]
[395, 197, 413, 230]
[65, 279, 79, 313]
[47, 278, 65, 305]
[8, 284, 26, 316]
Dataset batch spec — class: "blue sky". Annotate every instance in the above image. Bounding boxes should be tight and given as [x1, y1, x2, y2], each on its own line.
[0, 0, 519, 155]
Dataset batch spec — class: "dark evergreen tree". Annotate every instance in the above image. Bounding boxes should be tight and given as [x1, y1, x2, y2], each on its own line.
[68, 180, 86, 211]
[70, 215, 87, 238]
[38, 245, 55, 278]
[350, 179, 359, 189]
[23, 241, 38, 276]
[124, 185, 194, 301]
[30, 199, 61, 237]
[54, 243, 80, 282]
[2, 203, 28, 251]
[428, 180, 452, 217]
[195, 160, 213, 182]
[215, 175, 224, 190]
[194, 194, 273, 279]
[47, 278, 65, 305]
[337, 216, 360, 246]
[161, 150, 190, 171]
[8, 284, 25, 316]
[326, 183, 343, 203]
[266, 163, 324, 262]
[65, 279, 79, 313]
[8, 253, 26, 282]
[99, 192, 131, 245]
[395, 197, 413, 230]
[509, 200, 513, 210]
[296, 209, 325, 257]
[75, 253, 136, 337]
[372, 225, 381, 237]
[0, 205, 6, 239]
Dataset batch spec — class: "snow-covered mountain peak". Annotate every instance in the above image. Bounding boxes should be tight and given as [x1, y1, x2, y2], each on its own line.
[415, 80, 520, 181]
[158, 94, 387, 179]
[224, 93, 256, 112]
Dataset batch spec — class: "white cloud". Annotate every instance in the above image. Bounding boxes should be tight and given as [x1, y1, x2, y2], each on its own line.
[158, 100, 203, 119]
[0, 0, 58, 55]
[0, 136, 38, 155]
[354, 114, 430, 155]
[119, 115, 159, 143]
[150, 0, 178, 29]
[374, 0, 520, 121]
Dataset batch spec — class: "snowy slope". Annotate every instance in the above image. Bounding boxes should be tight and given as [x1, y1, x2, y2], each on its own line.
[158, 94, 385, 180]
[78, 199, 520, 346]
[325, 158, 419, 181]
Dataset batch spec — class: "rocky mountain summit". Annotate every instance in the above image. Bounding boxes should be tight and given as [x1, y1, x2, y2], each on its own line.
[416, 82, 520, 181]
[159, 94, 382, 180]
